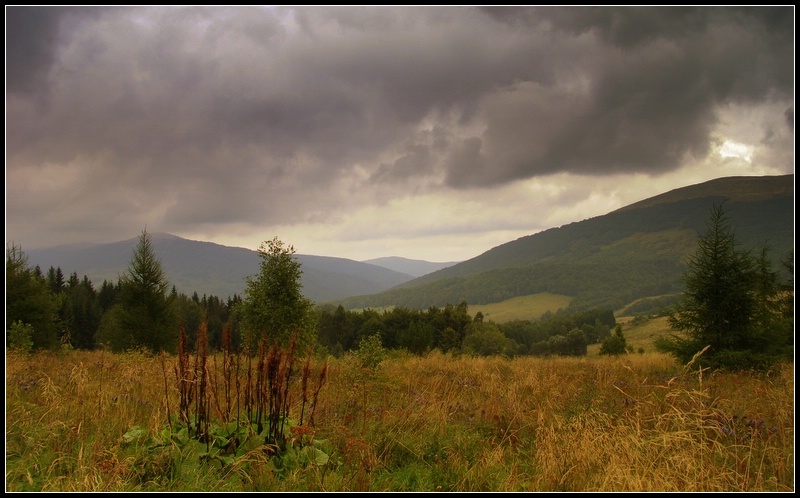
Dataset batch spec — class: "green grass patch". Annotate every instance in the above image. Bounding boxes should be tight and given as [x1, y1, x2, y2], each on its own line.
[588, 315, 672, 356]
[470, 293, 573, 323]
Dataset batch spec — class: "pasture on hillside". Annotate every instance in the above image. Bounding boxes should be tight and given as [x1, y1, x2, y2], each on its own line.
[468, 293, 573, 323]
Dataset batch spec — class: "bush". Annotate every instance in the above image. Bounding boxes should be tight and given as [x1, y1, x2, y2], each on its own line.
[599, 325, 627, 356]
[7, 320, 34, 354]
[354, 333, 386, 370]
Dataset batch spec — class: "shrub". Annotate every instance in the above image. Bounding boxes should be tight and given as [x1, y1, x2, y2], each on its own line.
[7, 320, 34, 354]
[599, 325, 627, 356]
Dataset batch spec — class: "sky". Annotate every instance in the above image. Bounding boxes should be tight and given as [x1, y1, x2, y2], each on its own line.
[5, 6, 795, 263]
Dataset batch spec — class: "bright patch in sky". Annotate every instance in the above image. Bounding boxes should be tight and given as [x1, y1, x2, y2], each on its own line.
[719, 140, 754, 162]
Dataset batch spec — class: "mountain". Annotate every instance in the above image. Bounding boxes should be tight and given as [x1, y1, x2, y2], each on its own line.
[23, 174, 793, 313]
[362, 256, 459, 278]
[25, 234, 416, 303]
[337, 174, 794, 314]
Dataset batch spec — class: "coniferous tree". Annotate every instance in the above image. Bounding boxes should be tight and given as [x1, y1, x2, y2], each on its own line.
[46, 266, 65, 294]
[5, 243, 60, 350]
[599, 325, 628, 356]
[97, 230, 177, 352]
[656, 203, 792, 370]
[777, 251, 794, 329]
[97, 279, 119, 313]
[66, 275, 101, 349]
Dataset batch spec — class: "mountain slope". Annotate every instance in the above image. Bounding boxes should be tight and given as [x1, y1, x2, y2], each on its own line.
[338, 174, 794, 313]
[26, 234, 415, 303]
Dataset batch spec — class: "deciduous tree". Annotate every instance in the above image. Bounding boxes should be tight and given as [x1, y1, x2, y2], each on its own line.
[240, 237, 316, 350]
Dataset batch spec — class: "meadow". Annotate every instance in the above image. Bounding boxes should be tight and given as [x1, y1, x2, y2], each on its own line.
[5, 320, 794, 492]
[469, 293, 573, 323]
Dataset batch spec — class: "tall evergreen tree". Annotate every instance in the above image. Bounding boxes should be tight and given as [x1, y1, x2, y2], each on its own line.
[656, 203, 792, 370]
[46, 266, 65, 294]
[97, 279, 119, 313]
[64, 275, 102, 349]
[5, 243, 60, 350]
[97, 230, 177, 352]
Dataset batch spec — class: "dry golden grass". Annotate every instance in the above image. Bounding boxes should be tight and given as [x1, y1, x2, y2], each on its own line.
[6, 348, 794, 492]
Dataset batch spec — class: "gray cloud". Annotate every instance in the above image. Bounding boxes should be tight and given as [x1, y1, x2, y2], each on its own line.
[6, 6, 64, 94]
[6, 6, 794, 257]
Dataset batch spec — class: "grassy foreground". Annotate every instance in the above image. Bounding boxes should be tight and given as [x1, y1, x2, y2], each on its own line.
[5, 347, 794, 492]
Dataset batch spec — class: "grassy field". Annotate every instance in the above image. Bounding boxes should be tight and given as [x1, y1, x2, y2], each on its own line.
[463, 291, 673, 355]
[6, 341, 794, 492]
[587, 315, 672, 355]
[469, 293, 573, 323]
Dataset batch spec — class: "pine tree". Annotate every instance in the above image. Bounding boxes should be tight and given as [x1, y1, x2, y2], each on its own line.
[656, 203, 792, 370]
[5, 243, 60, 350]
[599, 325, 628, 356]
[97, 230, 177, 352]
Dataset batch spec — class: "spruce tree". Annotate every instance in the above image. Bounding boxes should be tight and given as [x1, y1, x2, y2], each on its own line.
[599, 325, 628, 356]
[656, 203, 791, 370]
[98, 230, 177, 352]
[5, 243, 60, 350]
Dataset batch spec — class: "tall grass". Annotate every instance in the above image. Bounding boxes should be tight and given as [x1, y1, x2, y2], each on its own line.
[5, 347, 793, 492]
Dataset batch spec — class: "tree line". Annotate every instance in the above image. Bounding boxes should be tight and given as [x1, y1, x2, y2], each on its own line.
[6, 231, 618, 359]
[316, 303, 617, 358]
[6, 236, 241, 354]
[7, 202, 794, 370]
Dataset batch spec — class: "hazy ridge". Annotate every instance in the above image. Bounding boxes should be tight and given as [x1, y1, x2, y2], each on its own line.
[25, 174, 793, 312]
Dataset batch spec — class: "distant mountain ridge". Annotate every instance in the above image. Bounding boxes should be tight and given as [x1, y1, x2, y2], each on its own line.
[362, 256, 459, 278]
[24, 174, 793, 313]
[26, 235, 425, 303]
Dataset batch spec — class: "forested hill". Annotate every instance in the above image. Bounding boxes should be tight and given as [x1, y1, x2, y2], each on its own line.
[26, 235, 417, 303]
[337, 174, 794, 313]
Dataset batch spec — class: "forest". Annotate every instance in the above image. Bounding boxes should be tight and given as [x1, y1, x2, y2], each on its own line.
[6, 202, 793, 371]
[6, 238, 620, 360]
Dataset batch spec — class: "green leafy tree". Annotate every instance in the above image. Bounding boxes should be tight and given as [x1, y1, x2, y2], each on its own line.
[5, 243, 60, 350]
[240, 237, 316, 350]
[397, 319, 434, 354]
[564, 328, 588, 356]
[656, 204, 792, 370]
[353, 332, 386, 370]
[599, 325, 628, 356]
[463, 321, 513, 356]
[97, 230, 177, 352]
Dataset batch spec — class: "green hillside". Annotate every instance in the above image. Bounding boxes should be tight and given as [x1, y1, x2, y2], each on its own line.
[337, 175, 794, 314]
[469, 293, 573, 323]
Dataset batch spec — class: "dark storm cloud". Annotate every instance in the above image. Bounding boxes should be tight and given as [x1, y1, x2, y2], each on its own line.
[440, 6, 794, 187]
[6, 6, 794, 251]
[6, 6, 64, 94]
[6, 6, 117, 94]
